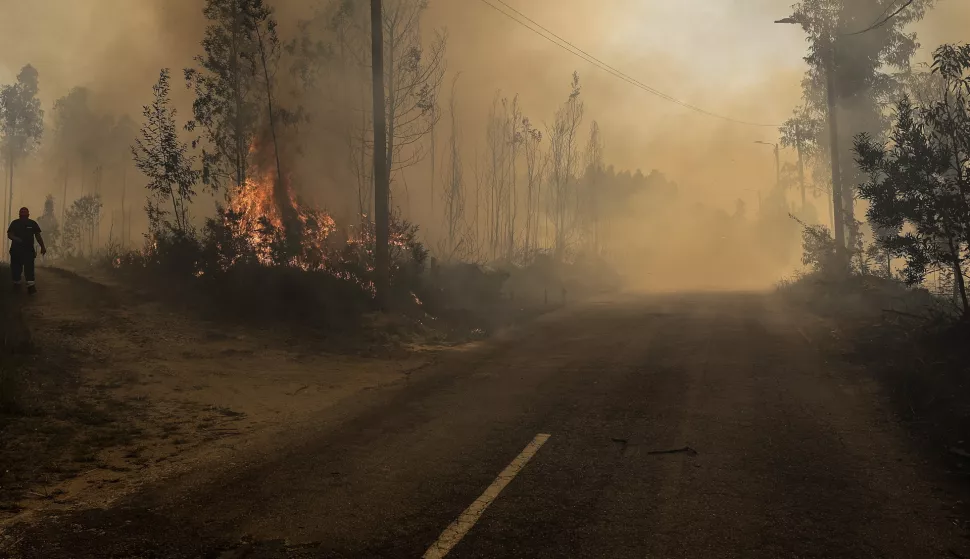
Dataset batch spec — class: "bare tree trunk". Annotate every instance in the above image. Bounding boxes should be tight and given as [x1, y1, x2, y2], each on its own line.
[254, 25, 297, 243]
[357, 112, 369, 220]
[232, 0, 246, 190]
[8, 147, 15, 228]
[535, 174, 541, 253]
[429, 106, 436, 217]
[121, 164, 126, 248]
[2, 159, 8, 260]
[169, 187, 183, 233]
[824, 38, 845, 260]
[506, 100, 520, 261]
[795, 122, 806, 213]
[383, 7, 397, 198]
[371, 0, 391, 307]
[444, 76, 463, 259]
[62, 163, 69, 234]
[949, 238, 970, 317]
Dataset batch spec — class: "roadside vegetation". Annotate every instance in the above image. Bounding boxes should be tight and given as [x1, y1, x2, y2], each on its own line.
[780, 42, 970, 484]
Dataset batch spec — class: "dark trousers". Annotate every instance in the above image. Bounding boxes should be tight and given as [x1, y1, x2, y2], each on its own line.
[10, 252, 35, 284]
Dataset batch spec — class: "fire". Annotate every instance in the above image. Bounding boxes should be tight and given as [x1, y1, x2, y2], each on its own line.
[227, 163, 336, 269]
[208, 140, 386, 298]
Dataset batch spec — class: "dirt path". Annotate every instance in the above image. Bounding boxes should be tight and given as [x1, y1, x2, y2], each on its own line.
[0, 266, 425, 526]
[3, 291, 967, 557]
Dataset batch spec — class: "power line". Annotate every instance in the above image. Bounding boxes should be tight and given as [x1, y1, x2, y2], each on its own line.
[871, 0, 902, 25]
[476, 0, 783, 128]
[841, 0, 914, 36]
[485, 0, 782, 127]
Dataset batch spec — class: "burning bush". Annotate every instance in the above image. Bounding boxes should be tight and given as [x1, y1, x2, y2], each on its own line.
[106, 165, 432, 331]
[214, 166, 337, 270]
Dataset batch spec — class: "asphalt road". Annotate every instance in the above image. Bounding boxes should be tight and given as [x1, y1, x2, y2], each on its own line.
[7, 293, 970, 558]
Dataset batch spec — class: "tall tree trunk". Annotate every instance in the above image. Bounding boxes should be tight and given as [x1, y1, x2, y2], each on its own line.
[121, 164, 127, 248]
[795, 122, 806, 213]
[62, 162, 69, 233]
[383, 13, 396, 199]
[957, 261, 969, 318]
[508, 131, 517, 261]
[2, 159, 8, 257]
[170, 186, 183, 233]
[824, 38, 845, 261]
[232, 0, 246, 190]
[255, 25, 297, 245]
[430, 109, 436, 216]
[371, 0, 391, 307]
[948, 238, 969, 317]
[357, 98, 370, 221]
[8, 148, 15, 229]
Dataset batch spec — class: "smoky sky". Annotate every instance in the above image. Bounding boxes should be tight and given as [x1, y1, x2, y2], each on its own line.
[0, 0, 965, 288]
[0, 0, 963, 198]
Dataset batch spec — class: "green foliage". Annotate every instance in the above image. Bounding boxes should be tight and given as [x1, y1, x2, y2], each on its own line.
[63, 195, 103, 258]
[185, 0, 276, 190]
[37, 195, 61, 257]
[51, 88, 97, 169]
[853, 43, 970, 314]
[132, 69, 201, 234]
[200, 206, 261, 270]
[548, 72, 585, 259]
[789, 0, 934, 111]
[49, 88, 132, 183]
[0, 64, 45, 224]
[0, 64, 44, 161]
[108, 208, 432, 330]
[781, 1, 935, 212]
[779, 106, 830, 200]
[800, 222, 840, 273]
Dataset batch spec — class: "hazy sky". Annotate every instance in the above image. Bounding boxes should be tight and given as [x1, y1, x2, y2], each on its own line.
[421, 0, 965, 207]
[0, 0, 965, 212]
[424, 0, 812, 207]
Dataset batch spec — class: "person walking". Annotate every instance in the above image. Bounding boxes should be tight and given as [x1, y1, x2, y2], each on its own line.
[7, 207, 47, 294]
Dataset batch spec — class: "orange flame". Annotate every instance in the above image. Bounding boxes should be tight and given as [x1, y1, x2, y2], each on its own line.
[208, 141, 382, 297]
[227, 161, 336, 269]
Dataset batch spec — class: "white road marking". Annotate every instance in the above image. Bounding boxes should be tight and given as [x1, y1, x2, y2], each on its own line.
[422, 433, 552, 559]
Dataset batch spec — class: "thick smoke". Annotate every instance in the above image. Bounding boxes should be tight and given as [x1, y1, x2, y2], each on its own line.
[0, 0, 964, 290]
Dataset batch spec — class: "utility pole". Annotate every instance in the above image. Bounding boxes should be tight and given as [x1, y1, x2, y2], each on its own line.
[371, 0, 391, 308]
[776, 15, 845, 259]
[754, 140, 781, 195]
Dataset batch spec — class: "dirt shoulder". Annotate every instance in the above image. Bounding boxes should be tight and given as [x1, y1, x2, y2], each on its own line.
[776, 275, 970, 538]
[0, 266, 428, 527]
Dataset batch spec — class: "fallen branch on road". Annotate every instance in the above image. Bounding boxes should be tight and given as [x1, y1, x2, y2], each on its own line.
[647, 446, 697, 456]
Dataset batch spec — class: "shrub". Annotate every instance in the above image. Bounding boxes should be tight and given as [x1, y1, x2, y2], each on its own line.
[105, 209, 433, 330]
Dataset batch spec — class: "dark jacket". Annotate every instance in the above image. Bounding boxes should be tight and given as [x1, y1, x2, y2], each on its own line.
[8, 218, 41, 257]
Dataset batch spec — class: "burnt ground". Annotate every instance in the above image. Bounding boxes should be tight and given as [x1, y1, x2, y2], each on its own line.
[1, 290, 968, 558]
[0, 266, 429, 530]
